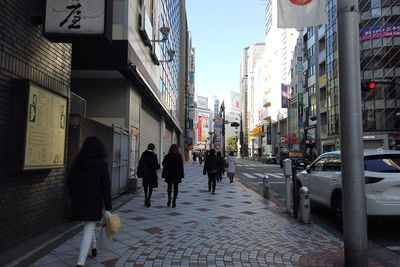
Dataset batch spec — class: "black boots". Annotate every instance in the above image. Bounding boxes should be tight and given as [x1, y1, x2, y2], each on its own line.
[145, 198, 151, 207]
[172, 200, 176, 208]
[167, 198, 171, 207]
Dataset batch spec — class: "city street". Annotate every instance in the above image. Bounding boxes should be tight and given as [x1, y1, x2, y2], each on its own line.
[235, 158, 400, 265]
[10, 163, 387, 266]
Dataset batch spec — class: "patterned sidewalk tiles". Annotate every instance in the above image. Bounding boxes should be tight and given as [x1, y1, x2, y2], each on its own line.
[31, 163, 383, 267]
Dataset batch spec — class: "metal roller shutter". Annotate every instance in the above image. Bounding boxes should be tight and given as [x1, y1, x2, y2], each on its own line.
[164, 128, 172, 154]
[139, 108, 161, 156]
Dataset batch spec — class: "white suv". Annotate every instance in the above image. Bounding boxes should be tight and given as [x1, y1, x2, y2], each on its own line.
[297, 149, 400, 226]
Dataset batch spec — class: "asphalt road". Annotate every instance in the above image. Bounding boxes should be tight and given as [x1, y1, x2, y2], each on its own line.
[234, 158, 400, 266]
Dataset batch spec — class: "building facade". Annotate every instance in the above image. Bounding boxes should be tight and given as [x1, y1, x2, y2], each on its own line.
[0, 0, 189, 255]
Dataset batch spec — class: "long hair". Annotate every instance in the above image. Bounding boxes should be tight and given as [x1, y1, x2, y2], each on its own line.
[77, 136, 107, 160]
[168, 144, 180, 154]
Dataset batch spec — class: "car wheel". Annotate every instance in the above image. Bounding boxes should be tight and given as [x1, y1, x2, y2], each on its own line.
[333, 194, 343, 231]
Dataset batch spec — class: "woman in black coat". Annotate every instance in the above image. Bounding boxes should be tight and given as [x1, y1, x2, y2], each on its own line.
[137, 143, 160, 207]
[162, 144, 184, 208]
[67, 136, 112, 267]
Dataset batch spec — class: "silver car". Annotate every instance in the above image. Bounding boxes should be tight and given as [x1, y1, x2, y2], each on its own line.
[297, 149, 400, 226]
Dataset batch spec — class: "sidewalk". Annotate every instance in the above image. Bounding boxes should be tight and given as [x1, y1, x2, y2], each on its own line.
[28, 163, 382, 267]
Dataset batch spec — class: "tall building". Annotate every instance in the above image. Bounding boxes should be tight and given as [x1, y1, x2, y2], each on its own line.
[193, 95, 213, 151]
[258, 0, 299, 158]
[294, 0, 400, 156]
[185, 34, 195, 160]
[240, 43, 265, 156]
[359, 0, 400, 149]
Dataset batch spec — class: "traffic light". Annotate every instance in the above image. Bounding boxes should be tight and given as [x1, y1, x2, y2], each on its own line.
[230, 122, 240, 127]
[369, 82, 376, 89]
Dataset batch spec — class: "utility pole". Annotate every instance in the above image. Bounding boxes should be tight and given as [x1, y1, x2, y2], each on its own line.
[221, 101, 226, 157]
[337, 1, 368, 266]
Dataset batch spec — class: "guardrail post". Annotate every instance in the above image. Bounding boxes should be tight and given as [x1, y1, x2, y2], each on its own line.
[292, 165, 298, 219]
[262, 175, 270, 198]
[299, 186, 310, 224]
[283, 159, 292, 214]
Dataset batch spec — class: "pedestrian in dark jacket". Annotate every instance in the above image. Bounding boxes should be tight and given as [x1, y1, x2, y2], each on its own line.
[192, 151, 197, 164]
[216, 151, 225, 182]
[67, 136, 112, 267]
[137, 143, 160, 207]
[162, 144, 184, 208]
[203, 149, 221, 194]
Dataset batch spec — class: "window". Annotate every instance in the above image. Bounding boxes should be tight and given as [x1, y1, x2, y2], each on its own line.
[311, 157, 328, 171]
[364, 154, 400, 172]
[323, 157, 341, 171]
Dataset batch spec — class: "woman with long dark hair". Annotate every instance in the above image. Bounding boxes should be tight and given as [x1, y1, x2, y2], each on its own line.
[67, 136, 112, 267]
[162, 144, 184, 207]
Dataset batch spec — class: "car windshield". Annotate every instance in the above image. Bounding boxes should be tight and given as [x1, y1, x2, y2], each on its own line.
[364, 154, 400, 172]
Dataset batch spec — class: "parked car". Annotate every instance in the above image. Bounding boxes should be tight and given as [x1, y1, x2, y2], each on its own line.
[296, 149, 400, 228]
[263, 153, 277, 164]
[290, 156, 308, 169]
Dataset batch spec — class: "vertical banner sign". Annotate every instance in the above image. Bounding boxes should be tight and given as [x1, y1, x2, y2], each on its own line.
[281, 83, 289, 108]
[298, 93, 304, 127]
[277, 0, 328, 28]
[188, 119, 193, 129]
[267, 123, 272, 145]
[198, 116, 203, 142]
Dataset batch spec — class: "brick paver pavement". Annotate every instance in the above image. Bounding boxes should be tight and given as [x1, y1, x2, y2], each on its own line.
[31, 163, 383, 267]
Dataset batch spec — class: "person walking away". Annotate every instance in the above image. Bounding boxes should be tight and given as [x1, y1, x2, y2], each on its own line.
[162, 144, 184, 207]
[192, 151, 197, 164]
[227, 151, 237, 183]
[67, 136, 112, 267]
[203, 149, 220, 194]
[137, 143, 160, 207]
[199, 151, 203, 164]
[216, 151, 225, 182]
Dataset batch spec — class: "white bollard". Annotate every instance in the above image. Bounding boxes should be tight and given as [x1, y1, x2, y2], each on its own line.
[263, 175, 270, 198]
[299, 186, 311, 224]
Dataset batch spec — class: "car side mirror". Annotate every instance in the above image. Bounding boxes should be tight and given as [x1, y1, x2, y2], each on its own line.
[306, 165, 311, 173]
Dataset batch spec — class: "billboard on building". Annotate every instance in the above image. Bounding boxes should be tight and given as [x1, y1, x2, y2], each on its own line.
[231, 92, 240, 112]
[198, 116, 203, 142]
[281, 83, 289, 108]
[197, 115, 209, 142]
[360, 23, 400, 41]
[197, 96, 208, 109]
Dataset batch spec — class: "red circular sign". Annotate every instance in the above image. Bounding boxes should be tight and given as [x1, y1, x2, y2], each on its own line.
[290, 0, 312, 5]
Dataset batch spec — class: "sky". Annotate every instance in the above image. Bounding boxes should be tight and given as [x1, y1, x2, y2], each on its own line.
[186, 0, 266, 97]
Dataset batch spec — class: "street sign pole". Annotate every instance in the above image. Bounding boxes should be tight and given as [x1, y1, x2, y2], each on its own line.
[337, 1, 368, 266]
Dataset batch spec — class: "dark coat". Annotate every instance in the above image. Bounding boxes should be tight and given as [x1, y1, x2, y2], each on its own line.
[217, 156, 225, 172]
[162, 152, 184, 183]
[203, 155, 221, 175]
[67, 158, 112, 221]
[137, 150, 160, 188]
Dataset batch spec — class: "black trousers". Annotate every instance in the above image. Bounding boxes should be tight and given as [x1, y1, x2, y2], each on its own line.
[167, 181, 179, 200]
[208, 173, 216, 192]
